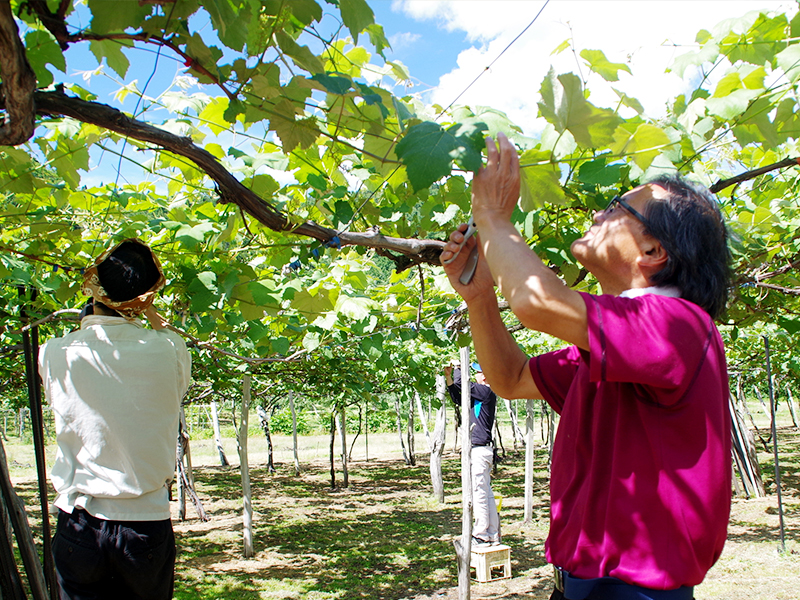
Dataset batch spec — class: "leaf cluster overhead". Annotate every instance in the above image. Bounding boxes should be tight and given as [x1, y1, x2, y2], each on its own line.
[1, 1, 799, 399]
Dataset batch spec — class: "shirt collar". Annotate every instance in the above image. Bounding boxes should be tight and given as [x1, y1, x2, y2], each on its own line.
[81, 315, 143, 329]
[619, 285, 682, 299]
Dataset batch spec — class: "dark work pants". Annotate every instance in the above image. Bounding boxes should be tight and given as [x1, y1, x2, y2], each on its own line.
[53, 509, 176, 600]
[549, 586, 695, 600]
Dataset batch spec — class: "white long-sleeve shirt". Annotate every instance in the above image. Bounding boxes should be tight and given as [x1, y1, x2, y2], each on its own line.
[39, 315, 191, 521]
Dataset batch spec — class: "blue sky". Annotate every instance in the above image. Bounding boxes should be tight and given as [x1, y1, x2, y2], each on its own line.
[368, 0, 797, 135]
[55, 0, 797, 134]
[370, 1, 470, 91]
[39, 0, 797, 188]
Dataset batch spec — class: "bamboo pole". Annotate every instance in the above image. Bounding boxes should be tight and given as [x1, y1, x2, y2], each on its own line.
[176, 420, 186, 521]
[0, 437, 49, 600]
[21, 325, 57, 599]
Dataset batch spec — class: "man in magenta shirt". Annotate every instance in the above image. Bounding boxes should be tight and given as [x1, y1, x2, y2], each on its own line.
[440, 133, 731, 600]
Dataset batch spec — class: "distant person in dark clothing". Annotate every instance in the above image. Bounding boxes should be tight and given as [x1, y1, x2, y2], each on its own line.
[445, 364, 500, 546]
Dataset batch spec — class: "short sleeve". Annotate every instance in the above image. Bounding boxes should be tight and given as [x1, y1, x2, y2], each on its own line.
[581, 292, 715, 403]
[529, 346, 583, 414]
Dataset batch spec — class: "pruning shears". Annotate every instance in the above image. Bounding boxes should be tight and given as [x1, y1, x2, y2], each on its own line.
[442, 216, 479, 285]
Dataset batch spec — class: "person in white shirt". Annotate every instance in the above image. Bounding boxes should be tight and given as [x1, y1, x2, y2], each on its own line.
[39, 239, 191, 600]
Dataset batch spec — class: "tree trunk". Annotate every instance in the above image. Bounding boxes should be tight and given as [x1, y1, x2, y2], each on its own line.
[256, 405, 276, 474]
[336, 406, 349, 488]
[415, 390, 431, 450]
[493, 418, 505, 470]
[329, 412, 336, 490]
[365, 396, 369, 461]
[407, 393, 416, 466]
[180, 407, 195, 487]
[347, 404, 362, 461]
[210, 399, 229, 466]
[175, 415, 209, 522]
[753, 385, 770, 421]
[430, 375, 448, 503]
[456, 347, 472, 600]
[524, 399, 535, 523]
[394, 395, 410, 465]
[504, 397, 525, 450]
[237, 375, 253, 558]
[289, 391, 301, 475]
[547, 401, 556, 472]
[452, 397, 462, 454]
[786, 385, 798, 428]
[0, 0, 37, 146]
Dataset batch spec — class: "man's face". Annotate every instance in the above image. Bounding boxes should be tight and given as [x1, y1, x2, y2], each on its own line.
[570, 184, 667, 285]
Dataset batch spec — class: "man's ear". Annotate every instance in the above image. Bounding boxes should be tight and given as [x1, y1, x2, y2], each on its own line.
[638, 238, 668, 270]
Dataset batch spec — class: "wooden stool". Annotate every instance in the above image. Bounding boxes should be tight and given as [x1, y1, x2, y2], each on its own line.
[470, 544, 511, 582]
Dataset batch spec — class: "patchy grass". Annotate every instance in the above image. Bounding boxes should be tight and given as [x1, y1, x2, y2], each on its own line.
[6, 426, 800, 599]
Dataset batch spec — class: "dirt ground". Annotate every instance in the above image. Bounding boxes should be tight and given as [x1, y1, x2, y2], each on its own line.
[7, 427, 800, 599]
[166, 428, 799, 600]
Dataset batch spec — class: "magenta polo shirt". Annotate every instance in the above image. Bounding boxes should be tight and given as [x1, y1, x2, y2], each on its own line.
[529, 291, 731, 590]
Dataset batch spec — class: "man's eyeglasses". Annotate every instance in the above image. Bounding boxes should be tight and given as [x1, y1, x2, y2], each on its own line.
[604, 195, 651, 230]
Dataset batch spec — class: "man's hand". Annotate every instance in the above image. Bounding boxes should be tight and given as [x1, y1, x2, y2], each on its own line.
[440, 226, 495, 301]
[444, 365, 453, 386]
[471, 132, 521, 227]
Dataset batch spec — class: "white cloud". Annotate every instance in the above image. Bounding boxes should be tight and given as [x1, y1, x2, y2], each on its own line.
[389, 31, 421, 51]
[394, 0, 796, 135]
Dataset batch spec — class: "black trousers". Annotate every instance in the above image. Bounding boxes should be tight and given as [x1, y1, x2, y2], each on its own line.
[549, 586, 695, 600]
[53, 509, 176, 600]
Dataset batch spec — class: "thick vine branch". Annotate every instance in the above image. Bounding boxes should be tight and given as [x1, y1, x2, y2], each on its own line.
[754, 255, 800, 282]
[752, 282, 800, 296]
[734, 254, 800, 295]
[68, 32, 234, 101]
[709, 157, 800, 194]
[0, 6, 446, 270]
[24, 90, 444, 269]
[0, 0, 37, 145]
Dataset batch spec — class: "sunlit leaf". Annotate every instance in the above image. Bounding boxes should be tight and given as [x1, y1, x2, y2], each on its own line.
[519, 151, 565, 210]
[339, 0, 375, 45]
[580, 49, 631, 82]
[25, 30, 65, 86]
[89, 38, 132, 79]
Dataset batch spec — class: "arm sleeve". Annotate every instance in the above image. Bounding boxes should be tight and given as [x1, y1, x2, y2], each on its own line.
[582, 292, 715, 404]
[446, 369, 463, 409]
[528, 346, 582, 414]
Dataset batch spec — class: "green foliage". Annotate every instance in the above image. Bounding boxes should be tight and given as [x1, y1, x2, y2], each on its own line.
[268, 408, 311, 435]
[2, 0, 800, 407]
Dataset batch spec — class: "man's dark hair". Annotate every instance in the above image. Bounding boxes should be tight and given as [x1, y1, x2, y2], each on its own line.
[97, 241, 160, 302]
[642, 174, 731, 320]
